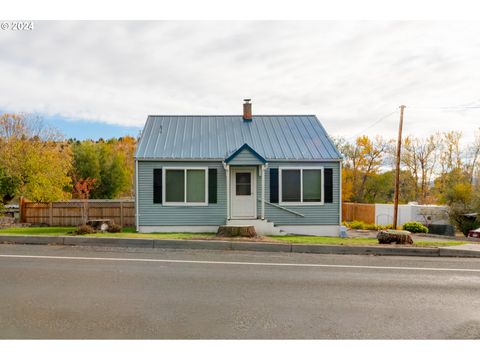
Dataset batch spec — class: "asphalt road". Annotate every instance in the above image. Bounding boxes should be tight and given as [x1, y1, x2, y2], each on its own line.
[1, 244, 480, 339]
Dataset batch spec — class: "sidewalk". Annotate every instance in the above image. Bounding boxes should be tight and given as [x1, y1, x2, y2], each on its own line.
[1, 234, 480, 258]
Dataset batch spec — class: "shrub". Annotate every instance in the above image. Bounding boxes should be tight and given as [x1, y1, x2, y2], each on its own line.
[344, 221, 392, 231]
[346, 220, 366, 229]
[75, 224, 95, 235]
[402, 221, 428, 233]
[364, 223, 379, 231]
[107, 223, 122, 233]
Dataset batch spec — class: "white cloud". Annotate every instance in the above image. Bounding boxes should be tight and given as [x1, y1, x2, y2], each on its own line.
[0, 21, 479, 142]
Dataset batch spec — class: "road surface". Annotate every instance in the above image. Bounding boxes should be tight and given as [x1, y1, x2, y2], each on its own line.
[1, 244, 480, 339]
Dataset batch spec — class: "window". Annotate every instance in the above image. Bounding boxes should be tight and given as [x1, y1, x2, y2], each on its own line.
[302, 169, 322, 202]
[164, 168, 207, 205]
[280, 167, 323, 205]
[281, 169, 301, 201]
[235, 172, 251, 195]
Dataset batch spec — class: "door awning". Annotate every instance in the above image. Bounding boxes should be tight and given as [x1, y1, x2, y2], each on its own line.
[224, 143, 267, 165]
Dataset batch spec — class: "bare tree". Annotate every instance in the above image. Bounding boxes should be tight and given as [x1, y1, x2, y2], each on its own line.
[464, 129, 480, 184]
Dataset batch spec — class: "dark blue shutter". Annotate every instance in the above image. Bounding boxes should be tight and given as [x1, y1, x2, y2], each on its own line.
[324, 168, 333, 203]
[208, 168, 217, 203]
[270, 168, 279, 203]
[153, 168, 162, 204]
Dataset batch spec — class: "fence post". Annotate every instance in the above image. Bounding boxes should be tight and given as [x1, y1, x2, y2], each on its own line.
[49, 202, 53, 226]
[120, 201, 124, 227]
[19, 197, 26, 223]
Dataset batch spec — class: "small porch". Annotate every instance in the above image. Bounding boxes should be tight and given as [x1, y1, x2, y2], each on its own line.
[223, 143, 271, 228]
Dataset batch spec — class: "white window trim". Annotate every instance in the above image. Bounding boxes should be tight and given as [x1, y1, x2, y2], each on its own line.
[162, 167, 208, 206]
[279, 167, 324, 206]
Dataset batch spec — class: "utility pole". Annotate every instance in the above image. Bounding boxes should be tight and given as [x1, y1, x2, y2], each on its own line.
[393, 105, 406, 230]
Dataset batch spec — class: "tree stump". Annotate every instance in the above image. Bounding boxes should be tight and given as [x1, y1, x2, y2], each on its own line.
[216, 225, 257, 238]
[377, 230, 413, 245]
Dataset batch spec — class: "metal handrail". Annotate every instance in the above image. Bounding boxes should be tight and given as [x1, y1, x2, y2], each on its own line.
[257, 199, 305, 217]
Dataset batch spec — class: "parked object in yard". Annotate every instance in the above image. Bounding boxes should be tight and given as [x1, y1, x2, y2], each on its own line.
[135, 100, 342, 236]
[453, 212, 480, 237]
[427, 224, 455, 237]
[1, 204, 19, 219]
[86, 219, 112, 231]
[377, 230, 413, 245]
[0, 216, 15, 228]
[467, 228, 480, 241]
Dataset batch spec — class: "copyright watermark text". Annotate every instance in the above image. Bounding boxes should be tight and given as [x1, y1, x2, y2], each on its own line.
[1, 21, 34, 31]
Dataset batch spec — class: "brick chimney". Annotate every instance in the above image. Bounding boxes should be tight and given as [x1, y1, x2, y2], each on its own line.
[243, 99, 252, 121]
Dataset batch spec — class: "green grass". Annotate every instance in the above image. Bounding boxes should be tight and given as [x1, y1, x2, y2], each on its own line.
[270, 236, 467, 248]
[412, 240, 466, 247]
[270, 236, 378, 245]
[0, 226, 468, 247]
[0, 226, 73, 236]
[85, 229, 215, 240]
[0, 226, 215, 240]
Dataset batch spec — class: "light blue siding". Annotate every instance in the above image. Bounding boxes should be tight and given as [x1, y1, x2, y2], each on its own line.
[261, 162, 340, 225]
[138, 161, 227, 226]
[137, 160, 340, 227]
[227, 148, 264, 165]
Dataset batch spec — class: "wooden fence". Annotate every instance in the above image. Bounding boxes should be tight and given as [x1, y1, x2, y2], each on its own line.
[342, 202, 375, 224]
[19, 198, 135, 227]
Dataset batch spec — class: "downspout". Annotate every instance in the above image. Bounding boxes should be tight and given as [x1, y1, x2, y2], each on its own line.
[135, 159, 139, 232]
[223, 162, 230, 221]
[261, 163, 268, 220]
[339, 160, 342, 226]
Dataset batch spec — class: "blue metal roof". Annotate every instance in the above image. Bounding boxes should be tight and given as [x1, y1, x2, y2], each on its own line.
[135, 115, 341, 161]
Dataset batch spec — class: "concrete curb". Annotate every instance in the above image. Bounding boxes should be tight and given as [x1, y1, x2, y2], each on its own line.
[438, 247, 480, 258]
[0, 235, 64, 245]
[1, 234, 479, 258]
[291, 244, 440, 257]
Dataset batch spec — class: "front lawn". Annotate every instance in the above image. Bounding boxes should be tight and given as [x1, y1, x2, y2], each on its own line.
[0, 226, 467, 247]
[270, 236, 377, 245]
[271, 235, 466, 248]
[0, 226, 216, 240]
[0, 226, 73, 236]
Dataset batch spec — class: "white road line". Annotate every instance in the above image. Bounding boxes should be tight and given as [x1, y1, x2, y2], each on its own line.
[0, 254, 480, 273]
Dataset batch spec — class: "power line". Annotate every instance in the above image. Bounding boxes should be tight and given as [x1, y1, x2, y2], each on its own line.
[409, 98, 480, 110]
[347, 110, 398, 140]
[408, 106, 480, 110]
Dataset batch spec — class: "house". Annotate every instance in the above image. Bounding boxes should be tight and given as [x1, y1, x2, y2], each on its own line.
[134, 100, 342, 236]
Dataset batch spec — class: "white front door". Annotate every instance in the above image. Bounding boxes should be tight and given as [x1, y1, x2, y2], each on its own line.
[230, 168, 257, 219]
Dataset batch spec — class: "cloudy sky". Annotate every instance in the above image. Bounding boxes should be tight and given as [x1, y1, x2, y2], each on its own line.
[0, 21, 479, 141]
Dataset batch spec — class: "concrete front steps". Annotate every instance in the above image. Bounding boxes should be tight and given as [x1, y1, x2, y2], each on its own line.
[226, 219, 286, 236]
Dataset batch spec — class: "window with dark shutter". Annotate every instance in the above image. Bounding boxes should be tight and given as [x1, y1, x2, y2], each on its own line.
[153, 168, 162, 203]
[270, 168, 279, 203]
[324, 168, 333, 203]
[208, 168, 217, 203]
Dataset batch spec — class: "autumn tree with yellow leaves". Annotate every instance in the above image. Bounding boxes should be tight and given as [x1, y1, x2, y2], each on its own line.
[0, 113, 73, 204]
